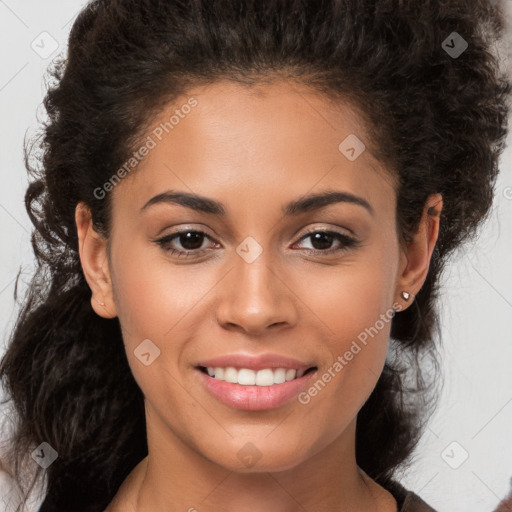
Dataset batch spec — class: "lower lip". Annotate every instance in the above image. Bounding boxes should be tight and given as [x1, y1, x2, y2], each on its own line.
[196, 368, 317, 411]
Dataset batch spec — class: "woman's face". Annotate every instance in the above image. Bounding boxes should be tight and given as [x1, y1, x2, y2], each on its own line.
[80, 80, 438, 473]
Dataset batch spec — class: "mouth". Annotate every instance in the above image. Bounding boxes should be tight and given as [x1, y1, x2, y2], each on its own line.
[196, 365, 318, 386]
[195, 364, 319, 411]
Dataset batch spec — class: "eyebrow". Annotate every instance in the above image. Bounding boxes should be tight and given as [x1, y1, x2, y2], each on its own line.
[140, 189, 374, 217]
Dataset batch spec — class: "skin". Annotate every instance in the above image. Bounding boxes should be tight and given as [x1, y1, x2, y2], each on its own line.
[75, 80, 443, 512]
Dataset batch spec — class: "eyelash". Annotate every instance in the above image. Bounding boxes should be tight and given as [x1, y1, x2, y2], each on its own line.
[154, 229, 360, 258]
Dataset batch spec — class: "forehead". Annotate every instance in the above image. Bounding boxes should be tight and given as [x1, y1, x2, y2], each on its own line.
[110, 79, 396, 219]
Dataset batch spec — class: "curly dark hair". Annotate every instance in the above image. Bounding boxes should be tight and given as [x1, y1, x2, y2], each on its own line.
[0, 0, 510, 511]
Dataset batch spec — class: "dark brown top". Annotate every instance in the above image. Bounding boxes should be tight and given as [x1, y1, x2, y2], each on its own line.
[387, 480, 438, 512]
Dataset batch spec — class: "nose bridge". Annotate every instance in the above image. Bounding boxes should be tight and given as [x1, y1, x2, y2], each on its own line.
[216, 235, 296, 333]
[232, 236, 279, 308]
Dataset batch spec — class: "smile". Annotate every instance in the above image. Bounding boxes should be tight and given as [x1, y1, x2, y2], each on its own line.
[198, 366, 317, 386]
[196, 365, 318, 411]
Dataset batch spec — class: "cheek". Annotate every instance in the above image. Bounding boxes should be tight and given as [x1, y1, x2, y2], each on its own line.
[298, 287, 394, 446]
[109, 248, 198, 414]
[312, 252, 397, 342]
[318, 277, 393, 393]
[302, 252, 397, 411]
[110, 241, 209, 342]
[109, 241, 228, 401]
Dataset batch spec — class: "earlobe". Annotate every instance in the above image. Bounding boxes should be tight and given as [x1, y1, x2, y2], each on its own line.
[75, 202, 117, 319]
[395, 193, 443, 310]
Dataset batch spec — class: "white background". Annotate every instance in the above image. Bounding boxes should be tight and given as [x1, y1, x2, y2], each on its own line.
[0, 1, 511, 511]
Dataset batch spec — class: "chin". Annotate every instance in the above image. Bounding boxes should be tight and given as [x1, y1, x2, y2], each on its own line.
[206, 441, 310, 474]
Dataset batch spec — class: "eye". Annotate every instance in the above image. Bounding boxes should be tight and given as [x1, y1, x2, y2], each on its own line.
[293, 230, 360, 255]
[154, 228, 360, 258]
[155, 229, 218, 257]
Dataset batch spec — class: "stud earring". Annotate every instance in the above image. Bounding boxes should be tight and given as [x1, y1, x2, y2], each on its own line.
[401, 291, 410, 301]
[95, 298, 105, 306]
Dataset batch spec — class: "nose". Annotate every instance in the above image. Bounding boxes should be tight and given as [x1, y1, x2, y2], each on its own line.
[215, 250, 298, 336]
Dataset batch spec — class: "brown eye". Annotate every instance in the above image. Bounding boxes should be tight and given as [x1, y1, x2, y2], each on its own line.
[174, 231, 206, 250]
[155, 230, 217, 257]
[294, 230, 359, 255]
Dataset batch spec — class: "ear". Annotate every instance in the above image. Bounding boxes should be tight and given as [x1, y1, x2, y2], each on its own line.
[75, 202, 117, 318]
[394, 193, 443, 311]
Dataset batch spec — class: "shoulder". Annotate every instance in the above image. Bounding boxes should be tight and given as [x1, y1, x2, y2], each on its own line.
[493, 477, 512, 512]
[104, 457, 147, 512]
[400, 491, 438, 512]
[384, 480, 438, 512]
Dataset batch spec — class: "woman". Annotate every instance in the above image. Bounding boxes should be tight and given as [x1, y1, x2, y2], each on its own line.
[0, 1, 510, 511]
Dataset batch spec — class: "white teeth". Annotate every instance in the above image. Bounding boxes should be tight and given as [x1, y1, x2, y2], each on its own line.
[238, 369, 256, 385]
[273, 368, 286, 384]
[285, 369, 297, 381]
[214, 367, 224, 380]
[224, 367, 238, 383]
[255, 369, 274, 386]
[205, 366, 308, 386]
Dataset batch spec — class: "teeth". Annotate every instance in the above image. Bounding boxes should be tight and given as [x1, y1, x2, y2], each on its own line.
[239, 368, 256, 385]
[285, 369, 296, 381]
[206, 366, 309, 386]
[273, 368, 286, 384]
[224, 367, 238, 383]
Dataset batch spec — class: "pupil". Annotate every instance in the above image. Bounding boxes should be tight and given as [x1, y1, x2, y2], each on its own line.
[180, 232, 204, 250]
[311, 232, 333, 250]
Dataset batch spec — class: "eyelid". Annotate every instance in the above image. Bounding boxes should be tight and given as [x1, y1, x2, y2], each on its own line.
[294, 223, 355, 239]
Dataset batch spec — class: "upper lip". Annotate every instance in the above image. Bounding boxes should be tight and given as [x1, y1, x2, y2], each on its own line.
[196, 353, 316, 372]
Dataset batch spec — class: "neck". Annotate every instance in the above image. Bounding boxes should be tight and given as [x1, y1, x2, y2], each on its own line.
[108, 408, 396, 512]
